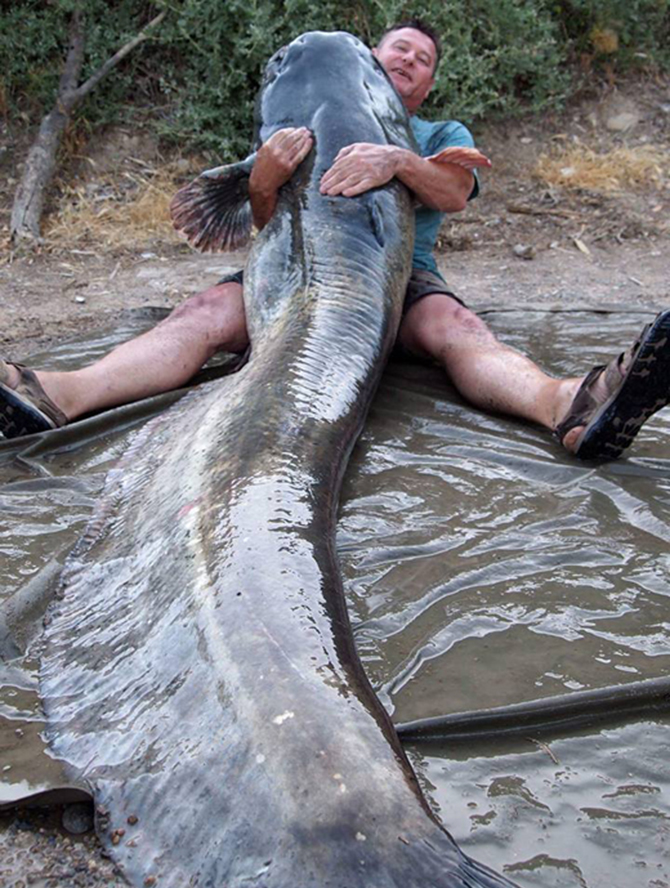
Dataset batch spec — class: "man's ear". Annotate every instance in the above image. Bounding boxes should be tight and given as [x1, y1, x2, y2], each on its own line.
[419, 77, 435, 104]
[371, 46, 378, 59]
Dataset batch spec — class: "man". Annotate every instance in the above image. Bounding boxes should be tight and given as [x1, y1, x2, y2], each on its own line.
[1, 20, 668, 458]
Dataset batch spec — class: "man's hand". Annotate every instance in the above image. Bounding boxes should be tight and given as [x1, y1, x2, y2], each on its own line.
[320, 143, 400, 197]
[249, 127, 313, 229]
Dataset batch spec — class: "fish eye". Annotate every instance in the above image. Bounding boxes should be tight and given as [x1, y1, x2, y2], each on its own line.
[264, 45, 288, 83]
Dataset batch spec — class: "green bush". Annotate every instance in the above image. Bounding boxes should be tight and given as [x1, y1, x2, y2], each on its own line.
[0, 1, 69, 115]
[141, 0, 574, 159]
[1, 0, 668, 163]
[0, 0, 160, 121]
[410, 0, 570, 123]
[547, 0, 670, 68]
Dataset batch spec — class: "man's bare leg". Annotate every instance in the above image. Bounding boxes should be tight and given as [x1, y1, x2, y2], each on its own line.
[397, 294, 599, 453]
[3, 282, 247, 422]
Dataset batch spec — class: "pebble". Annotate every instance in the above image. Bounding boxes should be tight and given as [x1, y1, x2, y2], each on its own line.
[1, 807, 126, 887]
[512, 243, 535, 260]
[111, 827, 127, 845]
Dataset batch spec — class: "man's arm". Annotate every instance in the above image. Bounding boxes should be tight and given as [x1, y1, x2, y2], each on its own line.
[249, 127, 313, 229]
[318, 143, 491, 212]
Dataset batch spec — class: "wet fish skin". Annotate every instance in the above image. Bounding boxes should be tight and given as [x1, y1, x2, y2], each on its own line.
[40, 32, 517, 888]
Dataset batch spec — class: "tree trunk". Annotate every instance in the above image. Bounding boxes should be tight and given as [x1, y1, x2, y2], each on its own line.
[9, 7, 165, 247]
[10, 7, 84, 246]
[10, 104, 76, 244]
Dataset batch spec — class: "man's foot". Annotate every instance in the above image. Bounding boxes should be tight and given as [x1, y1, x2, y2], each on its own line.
[555, 309, 670, 460]
[0, 360, 68, 440]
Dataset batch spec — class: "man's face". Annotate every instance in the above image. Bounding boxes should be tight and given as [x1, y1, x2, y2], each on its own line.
[372, 27, 436, 114]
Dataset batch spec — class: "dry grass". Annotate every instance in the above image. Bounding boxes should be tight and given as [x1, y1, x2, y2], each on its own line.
[44, 159, 203, 250]
[17, 141, 670, 255]
[534, 143, 668, 194]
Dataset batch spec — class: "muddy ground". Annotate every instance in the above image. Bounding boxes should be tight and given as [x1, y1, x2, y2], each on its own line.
[0, 74, 669, 886]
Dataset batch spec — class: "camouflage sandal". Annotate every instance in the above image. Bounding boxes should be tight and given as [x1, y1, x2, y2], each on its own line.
[555, 309, 670, 460]
[0, 360, 68, 440]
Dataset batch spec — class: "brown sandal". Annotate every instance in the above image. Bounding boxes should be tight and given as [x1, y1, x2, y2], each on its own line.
[555, 309, 670, 460]
[0, 360, 68, 440]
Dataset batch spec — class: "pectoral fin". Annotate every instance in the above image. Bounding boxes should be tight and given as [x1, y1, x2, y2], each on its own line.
[170, 155, 255, 253]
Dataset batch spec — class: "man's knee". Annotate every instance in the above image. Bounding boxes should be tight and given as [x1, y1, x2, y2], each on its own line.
[170, 282, 243, 322]
[165, 282, 248, 352]
[399, 293, 495, 358]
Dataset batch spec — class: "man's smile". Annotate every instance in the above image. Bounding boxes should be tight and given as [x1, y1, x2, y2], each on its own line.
[391, 67, 412, 82]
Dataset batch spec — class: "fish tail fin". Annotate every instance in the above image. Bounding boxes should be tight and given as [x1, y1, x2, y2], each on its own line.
[458, 855, 521, 887]
[391, 828, 520, 888]
[169, 155, 255, 252]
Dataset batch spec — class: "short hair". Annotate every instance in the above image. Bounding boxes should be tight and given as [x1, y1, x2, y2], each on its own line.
[378, 19, 442, 72]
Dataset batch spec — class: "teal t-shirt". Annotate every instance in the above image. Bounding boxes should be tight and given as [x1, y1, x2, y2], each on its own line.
[410, 116, 479, 276]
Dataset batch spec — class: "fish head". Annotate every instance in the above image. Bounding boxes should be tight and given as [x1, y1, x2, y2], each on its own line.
[253, 31, 416, 165]
[170, 31, 418, 254]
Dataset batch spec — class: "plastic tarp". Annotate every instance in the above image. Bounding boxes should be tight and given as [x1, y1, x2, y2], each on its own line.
[1, 306, 669, 885]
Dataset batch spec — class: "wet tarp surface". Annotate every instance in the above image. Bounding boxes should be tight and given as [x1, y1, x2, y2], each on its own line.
[1, 307, 669, 886]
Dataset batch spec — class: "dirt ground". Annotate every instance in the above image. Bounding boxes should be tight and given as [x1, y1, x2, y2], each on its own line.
[1, 74, 669, 357]
[0, 73, 669, 886]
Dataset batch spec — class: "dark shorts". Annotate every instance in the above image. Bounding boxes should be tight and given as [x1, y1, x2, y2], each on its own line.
[403, 269, 465, 313]
[217, 268, 465, 313]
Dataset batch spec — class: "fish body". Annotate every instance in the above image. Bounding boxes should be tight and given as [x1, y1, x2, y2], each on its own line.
[41, 32, 516, 888]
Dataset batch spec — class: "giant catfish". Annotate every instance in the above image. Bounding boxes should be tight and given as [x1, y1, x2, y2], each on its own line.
[40, 31, 518, 888]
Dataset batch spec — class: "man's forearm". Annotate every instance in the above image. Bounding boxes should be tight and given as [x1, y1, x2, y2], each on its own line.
[249, 184, 278, 230]
[393, 148, 474, 213]
[319, 142, 489, 206]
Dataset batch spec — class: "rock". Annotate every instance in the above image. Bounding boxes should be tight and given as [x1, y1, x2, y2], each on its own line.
[606, 111, 640, 132]
[62, 802, 95, 835]
[599, 94, 642, 132]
